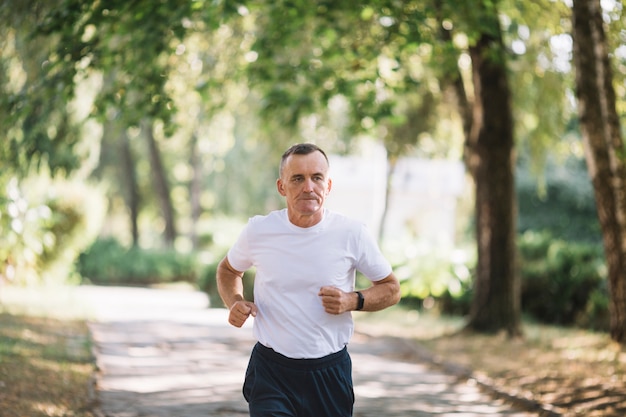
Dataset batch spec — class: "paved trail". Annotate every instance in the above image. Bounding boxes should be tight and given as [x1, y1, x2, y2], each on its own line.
[78, 286, 541, 417]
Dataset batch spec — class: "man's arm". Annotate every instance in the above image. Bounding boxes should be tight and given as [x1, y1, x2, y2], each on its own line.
[319, 273, 401, 314]
[357, 273, 401, 312]
[216, 256, 257, 327]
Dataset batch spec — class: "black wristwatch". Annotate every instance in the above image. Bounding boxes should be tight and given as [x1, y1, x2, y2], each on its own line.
[355, 291, 364, 311]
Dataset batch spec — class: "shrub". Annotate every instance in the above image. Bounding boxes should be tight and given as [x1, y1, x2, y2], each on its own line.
[579, 284, 610, 331]
[516, 156, 601, 243]
[77, 238, 198, 286]
[394, 249, 474, 316]
[519, 231, 608, 328]
[437, 284, 473, 316]
[390, 230, 609, 330]
[1, 177, 105, 286]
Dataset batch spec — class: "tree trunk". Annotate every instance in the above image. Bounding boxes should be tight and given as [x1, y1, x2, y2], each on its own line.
[571, 0, 626, 343]
[464, 8, 521, 336]
[378, 156, 397, 244]
[143, 120, 177, 246]
[119, 129, 140, 246]
[189, 134, 202, 250]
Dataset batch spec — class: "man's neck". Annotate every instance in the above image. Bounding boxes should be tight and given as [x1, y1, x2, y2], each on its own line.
[288, 209, 324, 228]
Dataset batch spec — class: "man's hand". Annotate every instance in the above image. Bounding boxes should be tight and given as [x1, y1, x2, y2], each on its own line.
[228, 300, 258, 327]
[319, 274, 401, 314]
[318, 286, 355, 315]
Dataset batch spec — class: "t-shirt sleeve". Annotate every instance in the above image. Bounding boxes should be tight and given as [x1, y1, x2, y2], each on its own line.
[356, 224, 392, 281]
[226, 222, 254, 272]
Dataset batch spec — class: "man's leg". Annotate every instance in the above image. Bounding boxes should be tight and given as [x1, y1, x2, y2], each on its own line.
[300, 348, 354, 417]
[244, 344, 297, 417]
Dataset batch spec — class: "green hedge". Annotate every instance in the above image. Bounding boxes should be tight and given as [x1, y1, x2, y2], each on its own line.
[397, 231, 609, 331]
[77, 238, 198, 286]
[516, 156, 601, 243]
[519, 231, 608, 329]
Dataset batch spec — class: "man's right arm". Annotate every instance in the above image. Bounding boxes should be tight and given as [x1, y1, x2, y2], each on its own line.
[216, 256, 256, 327]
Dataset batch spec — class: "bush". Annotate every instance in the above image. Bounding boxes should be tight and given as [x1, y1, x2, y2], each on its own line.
[517, 157, 601, 243]
[391, 230, 609, 330]
[519, 231, 608, 328]
[437, 285, 473, 316]
[393, 250, 474, 316]
[77, 238, 198, 286]
[1, 177, 105, 286]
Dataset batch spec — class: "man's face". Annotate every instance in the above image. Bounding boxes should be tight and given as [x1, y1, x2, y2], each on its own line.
[277, 151, 332, 227]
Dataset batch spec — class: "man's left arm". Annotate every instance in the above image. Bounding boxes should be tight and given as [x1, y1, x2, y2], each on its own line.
[355, 273, 401, 312]
[319, 273, 401, 314]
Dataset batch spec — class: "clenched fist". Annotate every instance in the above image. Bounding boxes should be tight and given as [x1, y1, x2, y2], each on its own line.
[228, 300, 257, 327]
[318, 286, 357, 315]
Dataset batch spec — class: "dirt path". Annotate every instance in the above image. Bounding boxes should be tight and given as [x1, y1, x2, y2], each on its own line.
[78, 286, 542, 417]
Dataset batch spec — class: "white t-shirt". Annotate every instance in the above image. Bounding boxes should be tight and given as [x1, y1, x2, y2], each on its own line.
[227, 208, 392, 359]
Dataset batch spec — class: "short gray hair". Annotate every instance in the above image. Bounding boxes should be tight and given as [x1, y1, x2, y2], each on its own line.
[279, 143, 329, 177]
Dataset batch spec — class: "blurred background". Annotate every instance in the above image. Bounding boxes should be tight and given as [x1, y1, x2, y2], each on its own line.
[0, 0, 623, 334]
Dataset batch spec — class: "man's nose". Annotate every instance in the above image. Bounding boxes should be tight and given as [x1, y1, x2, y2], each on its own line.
[302, 178, 315, 192]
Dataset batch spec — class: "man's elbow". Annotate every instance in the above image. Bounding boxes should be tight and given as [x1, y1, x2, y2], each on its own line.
[216, 258, 228, 281]
[389, 280, 401, 306]
[379, 274, 401, 308]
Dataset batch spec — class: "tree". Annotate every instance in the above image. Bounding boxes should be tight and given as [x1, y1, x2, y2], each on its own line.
[1, 0, 87, 285]
[22, 0, 191, 247]
[32, 0, 244, 247]
[143, 120, 177, 246]
[462, 1, 520, 335]
[118, 128, 141, 245]
[1, 0, 81, 177]
[571, 0, 626, 343]
[246, 0, 522, 335]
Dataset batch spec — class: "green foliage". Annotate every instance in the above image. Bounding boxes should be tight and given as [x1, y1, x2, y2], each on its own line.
[515, 152, 607, 329]
[77, 238, 198, 286]
[0, 177, 105, 286]
[519, 231, 608, 328]
[36, 0, 223, 131]
[2, 0, 244, 180]
[517, 155, 601, 243]
[1, 1, 82, 177]
[395, 247, 474, 315]
[247, 0, 434, 141]
[395, 228, 609, 330]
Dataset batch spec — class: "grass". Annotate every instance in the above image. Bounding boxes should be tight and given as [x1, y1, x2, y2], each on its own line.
[355, 306, 626, 417]
[0, 286, 96, 417]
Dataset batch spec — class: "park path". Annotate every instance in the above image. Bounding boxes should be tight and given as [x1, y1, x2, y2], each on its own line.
[77, 286, 542, 417]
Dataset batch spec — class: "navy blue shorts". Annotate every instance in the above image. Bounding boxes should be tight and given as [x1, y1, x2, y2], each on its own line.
[243, 342, 354, 417]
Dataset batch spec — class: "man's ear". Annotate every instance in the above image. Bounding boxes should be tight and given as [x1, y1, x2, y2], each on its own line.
[277, 178, 286, 196]
[326, 178, 332, 195]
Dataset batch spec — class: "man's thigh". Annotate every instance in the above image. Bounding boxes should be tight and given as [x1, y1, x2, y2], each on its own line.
[243, 345, 353, 417]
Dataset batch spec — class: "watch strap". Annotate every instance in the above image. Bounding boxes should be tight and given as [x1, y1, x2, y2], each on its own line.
[355, 291, 364, 311]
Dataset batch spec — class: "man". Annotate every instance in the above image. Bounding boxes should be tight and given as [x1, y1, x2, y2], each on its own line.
[216, 142, 401, 417]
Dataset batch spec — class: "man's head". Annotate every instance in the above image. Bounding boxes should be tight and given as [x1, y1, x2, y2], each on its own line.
[279, 143, 329, 178]
[277, 143, 332, 228]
